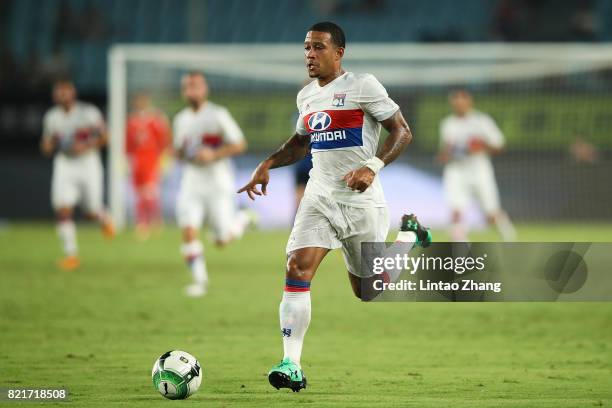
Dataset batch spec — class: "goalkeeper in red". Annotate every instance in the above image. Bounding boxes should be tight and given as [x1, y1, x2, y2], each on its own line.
[238, 22, 431, 391]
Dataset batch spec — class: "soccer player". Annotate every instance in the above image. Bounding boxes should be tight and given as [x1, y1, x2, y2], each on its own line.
[173, 72, 255, 297]
[40, 79, 114, 271]
[238, 22, 431, 391]
[125, 92, 171, 239]
[438, 89, 516, 241]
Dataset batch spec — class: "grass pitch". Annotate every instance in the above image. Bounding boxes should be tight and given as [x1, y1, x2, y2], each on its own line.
[1, 223, 611, 407]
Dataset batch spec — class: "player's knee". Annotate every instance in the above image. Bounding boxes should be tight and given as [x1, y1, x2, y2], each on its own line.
[56, 207, 73, 221]
[183, 227, 198, 242]
[285, 253, 314, 281]
[452, 210, 462, 222]
[214, 239, 230, 248]
[351, 285, 363, 300]
[86, 212, 99, 221]
[350, 275, 381, 301]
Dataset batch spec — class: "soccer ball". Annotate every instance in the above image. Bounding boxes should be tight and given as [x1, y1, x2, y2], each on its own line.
[151, 350, 202, 399]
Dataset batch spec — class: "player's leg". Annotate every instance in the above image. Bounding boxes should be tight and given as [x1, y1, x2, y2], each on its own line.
[360, 213, 432, 298]
[443, 166, 469, 241]
[269, 195, 339, 392]
[268, 246, 329, 392]
[82, 158, 114, 239]
[176, 191, 208, 297]
[134, 182, 160, 240]
[208, 193, 254, 247]
[134, 183, 150, 238]
[55, 206, 80, 270]
[476, 169, 516, 241]
[340, 207, 431, 300]
[51, 161, 81, 270]
[147, 178, 163, 231]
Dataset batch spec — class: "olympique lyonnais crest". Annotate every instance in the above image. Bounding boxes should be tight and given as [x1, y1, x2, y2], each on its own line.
[332, 93, 346, 107]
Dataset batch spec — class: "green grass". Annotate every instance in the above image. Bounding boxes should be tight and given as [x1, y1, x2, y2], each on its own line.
[1, 223, 611, 407]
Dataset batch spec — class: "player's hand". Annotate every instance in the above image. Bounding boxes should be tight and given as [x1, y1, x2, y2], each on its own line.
[40, 137, 57, 157]
[468, 138, 487, 154]
[71, 141, 90, 155]
[343, 166, 375, 193]
[196, 147, 217, 164]
[436, 150, 450, 165]
[237, 162, 270, 200]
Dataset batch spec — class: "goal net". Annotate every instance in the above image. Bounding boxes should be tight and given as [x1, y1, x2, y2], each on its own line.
[108, 44, 612, 230]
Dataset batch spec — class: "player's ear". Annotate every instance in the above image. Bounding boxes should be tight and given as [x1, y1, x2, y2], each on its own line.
[335, 46, 344, 61]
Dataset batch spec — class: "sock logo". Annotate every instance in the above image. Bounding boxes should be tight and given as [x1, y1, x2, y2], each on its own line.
[281, 328, 292, 337]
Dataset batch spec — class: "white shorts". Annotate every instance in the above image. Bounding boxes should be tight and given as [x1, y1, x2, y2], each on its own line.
[176, 190, 235, 241]
[286, 194, 389, 277]
[443, 160, 501, 215]
[51, 153, 103, 213]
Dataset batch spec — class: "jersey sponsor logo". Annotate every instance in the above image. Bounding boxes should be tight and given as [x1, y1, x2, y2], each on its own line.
[311, 130, 347, 143]
[201, 133, 222, 148]
[307, 111, 332, 131]
[304, 109, 365, 150]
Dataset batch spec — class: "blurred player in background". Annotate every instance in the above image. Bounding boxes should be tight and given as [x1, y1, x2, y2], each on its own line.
[125, 92, 171, 240]
[40, 79, 114, 271]
[438, 89, 516, 241]
[239, 22, 431, 392]
[174, 72, 255, 297]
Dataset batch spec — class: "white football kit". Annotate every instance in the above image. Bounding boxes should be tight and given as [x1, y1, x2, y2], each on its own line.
[287, 72, 399, 277]
[440, 110, 505, 214]
[42, 102, 105, 213]
[173, 102, 244, 240]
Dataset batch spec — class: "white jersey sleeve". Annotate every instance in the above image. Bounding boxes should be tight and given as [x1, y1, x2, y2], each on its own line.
[42, 110, 54, 140]
[295, 92, 309, 136]
[172, 113, 186, 150]
[216, 107, 245, 144]
[439, 116, 452, 147]
[86, 104, 105, 129]
[480, 113, 505, 149]
[356, 74, 399, 122]
[295, 112, 308, 136]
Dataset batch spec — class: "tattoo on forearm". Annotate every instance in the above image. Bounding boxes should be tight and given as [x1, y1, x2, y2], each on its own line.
[267, 134, 310, 169]
[377, 112, 413, 165]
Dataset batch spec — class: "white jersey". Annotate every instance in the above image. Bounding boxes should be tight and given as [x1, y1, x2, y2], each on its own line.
[295, 72, 399, 208]
[42, 102, 105, 212]
[440, 110, 504, 213]
[173, 102, 244, 195]
[439, 110, 504, 167]
[42, 101, 104, 162]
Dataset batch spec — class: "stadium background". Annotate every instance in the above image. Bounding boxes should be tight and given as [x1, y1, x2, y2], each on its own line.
[1, 0, 612, 227]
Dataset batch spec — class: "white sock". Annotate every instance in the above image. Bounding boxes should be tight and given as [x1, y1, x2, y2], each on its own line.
[181, 240, 208, 286]
[379, 230, 417, 283]
[57, 220, 77, 256]
[494, 212, 516, 242]
[230, 210, 251, 240]
[451, 222, 468, 242]
[280, 286, 311, 366]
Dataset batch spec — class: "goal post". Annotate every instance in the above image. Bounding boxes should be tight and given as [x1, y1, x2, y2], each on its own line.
[107, 43, 612, 230]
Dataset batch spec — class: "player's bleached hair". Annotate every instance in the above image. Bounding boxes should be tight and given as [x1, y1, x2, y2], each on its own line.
[309, 21, 346, 48]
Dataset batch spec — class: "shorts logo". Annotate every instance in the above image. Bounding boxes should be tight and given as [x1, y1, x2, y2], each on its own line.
[332, 93, 346, 107]
[308, 111, 332, 131]
[281, 328, 292, 337]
